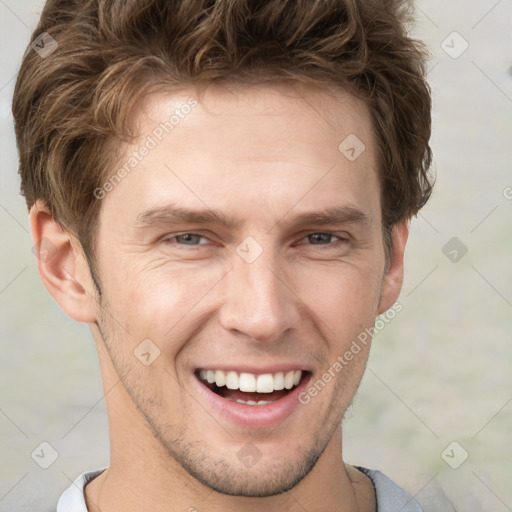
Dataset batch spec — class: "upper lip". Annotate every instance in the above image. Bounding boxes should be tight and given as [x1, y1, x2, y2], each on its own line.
[194, 364, 311, 374]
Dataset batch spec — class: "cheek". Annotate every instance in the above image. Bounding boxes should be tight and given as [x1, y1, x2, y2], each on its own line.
[118, 262, 225, 338]
[293, 261, 384, 337]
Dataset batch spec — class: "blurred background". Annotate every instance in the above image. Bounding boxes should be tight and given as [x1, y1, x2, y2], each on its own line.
[1, 1, 511, 511]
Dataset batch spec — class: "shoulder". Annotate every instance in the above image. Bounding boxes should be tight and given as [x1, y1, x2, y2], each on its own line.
[355, 466, 456, 512]
[56, 468, 106, 512]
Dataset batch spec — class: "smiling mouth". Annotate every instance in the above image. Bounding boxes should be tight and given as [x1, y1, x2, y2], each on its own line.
[196, 369, 308, 405]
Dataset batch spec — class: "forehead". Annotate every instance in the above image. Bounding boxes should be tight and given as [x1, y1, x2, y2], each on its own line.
[101, 83, 380, 229]
[136, 82, 373, 157]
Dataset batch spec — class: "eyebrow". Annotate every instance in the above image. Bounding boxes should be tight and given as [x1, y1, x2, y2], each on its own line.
[135, 203, 372, 231]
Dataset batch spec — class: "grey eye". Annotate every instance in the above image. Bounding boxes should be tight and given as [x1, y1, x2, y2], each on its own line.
[306, 233, 336, 244]
[175, 233, 205, 245]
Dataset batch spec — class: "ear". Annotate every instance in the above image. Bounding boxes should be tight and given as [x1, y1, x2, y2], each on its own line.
[377, 221, 409, 315]
[30, 200, 97, 323]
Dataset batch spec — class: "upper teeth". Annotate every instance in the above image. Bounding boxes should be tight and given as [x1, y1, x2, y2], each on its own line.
[199, 369, 302, 393]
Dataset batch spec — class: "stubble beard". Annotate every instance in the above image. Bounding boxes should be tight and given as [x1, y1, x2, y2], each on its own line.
[95, 297, 361, 498]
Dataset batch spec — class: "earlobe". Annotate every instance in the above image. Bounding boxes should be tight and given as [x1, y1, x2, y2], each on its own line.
[30, 201, 97, 323]
[377, 221, 409, 315]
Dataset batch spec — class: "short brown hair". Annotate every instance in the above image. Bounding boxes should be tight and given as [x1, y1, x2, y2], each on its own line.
[13, 0, 433, 283]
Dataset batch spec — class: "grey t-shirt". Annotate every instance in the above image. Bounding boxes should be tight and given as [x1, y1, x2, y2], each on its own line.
[56, 466, 455, 511]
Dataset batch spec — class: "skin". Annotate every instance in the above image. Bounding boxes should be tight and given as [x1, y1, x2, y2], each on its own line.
[31, 83, 408, 512]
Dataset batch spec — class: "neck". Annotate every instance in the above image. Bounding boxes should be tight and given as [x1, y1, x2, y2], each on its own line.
[86, 432, 374, 512]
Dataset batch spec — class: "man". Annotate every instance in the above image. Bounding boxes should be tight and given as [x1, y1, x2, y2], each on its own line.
[12, 0, 454, 510]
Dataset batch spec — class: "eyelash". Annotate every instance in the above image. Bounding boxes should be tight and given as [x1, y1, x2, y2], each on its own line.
[162, 232, 348, 247]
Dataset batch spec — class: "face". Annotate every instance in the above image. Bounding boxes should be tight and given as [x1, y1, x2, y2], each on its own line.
[91, 83, 400, 496]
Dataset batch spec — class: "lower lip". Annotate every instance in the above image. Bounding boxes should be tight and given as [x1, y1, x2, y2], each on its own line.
[193, 373, 311, 429]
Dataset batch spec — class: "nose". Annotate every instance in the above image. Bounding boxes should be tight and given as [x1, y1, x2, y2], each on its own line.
[218, 246, 301, 344]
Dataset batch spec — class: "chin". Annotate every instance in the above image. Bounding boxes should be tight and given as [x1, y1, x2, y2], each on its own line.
[180, 449, 321, 497]
[154, 427, 329, 497]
